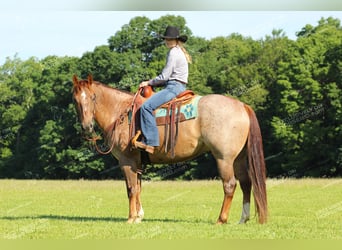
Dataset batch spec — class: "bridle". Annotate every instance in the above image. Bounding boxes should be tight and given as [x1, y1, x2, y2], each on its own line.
[81, 91, 129, 155]
[79, 86, 142, 155]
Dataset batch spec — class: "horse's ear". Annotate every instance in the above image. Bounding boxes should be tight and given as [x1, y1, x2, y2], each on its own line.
[72, 75, 79, 88]
[87, 74, 93, 85]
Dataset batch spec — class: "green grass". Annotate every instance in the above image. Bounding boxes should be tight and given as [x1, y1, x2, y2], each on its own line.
[0, 179, 341, 239]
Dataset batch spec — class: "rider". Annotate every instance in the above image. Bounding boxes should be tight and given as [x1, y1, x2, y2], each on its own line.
[135, 26, 192, 154]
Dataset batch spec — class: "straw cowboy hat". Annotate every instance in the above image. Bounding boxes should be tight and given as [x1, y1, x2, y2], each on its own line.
[160, 26, 188, 43]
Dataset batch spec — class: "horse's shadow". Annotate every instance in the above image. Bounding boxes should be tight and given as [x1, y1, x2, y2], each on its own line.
[0, 214, 189, 223]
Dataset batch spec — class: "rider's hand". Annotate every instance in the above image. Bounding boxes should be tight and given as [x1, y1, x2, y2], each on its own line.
[139, 81, 150, 88]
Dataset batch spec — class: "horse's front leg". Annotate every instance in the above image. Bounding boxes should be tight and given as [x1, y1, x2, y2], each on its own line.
[121, 165, 144, 223]
[135, 172, 144, 223]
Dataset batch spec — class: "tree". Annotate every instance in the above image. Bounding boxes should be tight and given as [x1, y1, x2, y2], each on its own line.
[270, 17, 342, 176]
[0, 56, 43, 177]
[1, 15, 341, 179]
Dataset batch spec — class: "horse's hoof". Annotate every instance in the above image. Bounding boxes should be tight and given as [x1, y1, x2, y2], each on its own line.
[127, 218, 135, 224]
[216, 218, 227, 225]
[127, 216, 143, 224]
[134, 217, 142, 224]
[238, 217, 250, 224]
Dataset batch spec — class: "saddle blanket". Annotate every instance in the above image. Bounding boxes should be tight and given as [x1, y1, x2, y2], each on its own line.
[155, 95, 202, 124]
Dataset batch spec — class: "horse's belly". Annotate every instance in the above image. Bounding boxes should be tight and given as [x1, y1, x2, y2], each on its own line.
[150, 118, 207, 163]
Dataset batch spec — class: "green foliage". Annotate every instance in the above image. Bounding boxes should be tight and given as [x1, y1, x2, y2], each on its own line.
[269, 17, 342, 177]
[0, 15, 341, 179]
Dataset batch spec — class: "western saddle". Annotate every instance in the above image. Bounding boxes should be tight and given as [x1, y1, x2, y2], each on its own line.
[130, 86, 195, 158]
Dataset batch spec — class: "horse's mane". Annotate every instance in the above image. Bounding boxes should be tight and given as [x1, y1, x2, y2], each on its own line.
[95, 81, 134, 96]
[75, 79, 134, 97]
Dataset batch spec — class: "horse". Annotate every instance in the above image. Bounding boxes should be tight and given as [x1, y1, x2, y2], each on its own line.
[72, 75, 268, 224]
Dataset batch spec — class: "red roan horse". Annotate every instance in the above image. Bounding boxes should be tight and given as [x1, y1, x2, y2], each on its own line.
[72, 75, 267, 224]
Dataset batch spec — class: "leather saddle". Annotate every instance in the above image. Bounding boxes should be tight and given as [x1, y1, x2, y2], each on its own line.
[130, 86, 195, 158]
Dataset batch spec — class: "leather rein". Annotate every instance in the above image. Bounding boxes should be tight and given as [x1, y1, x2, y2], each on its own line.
[84, 93, 132, 155]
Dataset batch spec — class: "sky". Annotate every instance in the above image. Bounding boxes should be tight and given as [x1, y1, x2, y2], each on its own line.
[1, 11, 342, 65]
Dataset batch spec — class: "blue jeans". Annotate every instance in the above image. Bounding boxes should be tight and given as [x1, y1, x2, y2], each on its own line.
[140, 80, 186, 146]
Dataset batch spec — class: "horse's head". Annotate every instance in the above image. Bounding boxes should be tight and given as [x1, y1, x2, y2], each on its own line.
[72, 75, 96, 134]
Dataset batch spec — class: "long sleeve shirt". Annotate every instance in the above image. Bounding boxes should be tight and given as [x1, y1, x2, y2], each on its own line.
[149, 45, 188, 86]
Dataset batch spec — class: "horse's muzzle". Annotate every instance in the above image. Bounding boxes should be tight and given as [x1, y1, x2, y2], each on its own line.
[82, 122, 94, 134]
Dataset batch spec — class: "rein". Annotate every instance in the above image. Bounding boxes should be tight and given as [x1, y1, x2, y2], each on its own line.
[85, 127, 114, 155]
[85, 111, 130, 155]
[84, 92, 132, 155]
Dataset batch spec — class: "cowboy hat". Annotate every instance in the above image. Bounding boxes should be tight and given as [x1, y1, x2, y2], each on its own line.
[160, 26, 188, 43]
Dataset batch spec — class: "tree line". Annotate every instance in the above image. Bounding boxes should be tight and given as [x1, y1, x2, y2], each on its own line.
[0, 15, 341, 179]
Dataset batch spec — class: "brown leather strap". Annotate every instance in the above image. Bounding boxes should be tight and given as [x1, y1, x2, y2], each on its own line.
[170, 101, 176, 158]
[170, 79, 187, 85]
[164, 103, 171, 153]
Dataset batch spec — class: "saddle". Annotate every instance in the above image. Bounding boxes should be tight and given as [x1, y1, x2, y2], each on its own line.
[130, 86, 195, 158]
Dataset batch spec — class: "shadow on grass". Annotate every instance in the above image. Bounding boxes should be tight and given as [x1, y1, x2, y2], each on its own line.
[0, 214, 191, 223]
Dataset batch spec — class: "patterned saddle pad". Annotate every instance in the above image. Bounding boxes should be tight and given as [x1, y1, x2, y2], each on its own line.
[155, 95, 202, 125]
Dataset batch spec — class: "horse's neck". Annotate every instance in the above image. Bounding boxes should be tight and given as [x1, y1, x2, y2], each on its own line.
[94, 84, 133, 132]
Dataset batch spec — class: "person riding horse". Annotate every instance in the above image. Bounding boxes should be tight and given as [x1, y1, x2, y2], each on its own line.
[135, 26, 192, 154]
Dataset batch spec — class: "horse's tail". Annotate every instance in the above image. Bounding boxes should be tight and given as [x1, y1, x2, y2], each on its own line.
[244, 104, 268, 224]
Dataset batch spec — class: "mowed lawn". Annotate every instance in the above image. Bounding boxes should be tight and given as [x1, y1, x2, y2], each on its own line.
[0, 178, 341, 239]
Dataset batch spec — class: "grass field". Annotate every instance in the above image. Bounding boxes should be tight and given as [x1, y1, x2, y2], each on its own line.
[0, 178, 341, 239]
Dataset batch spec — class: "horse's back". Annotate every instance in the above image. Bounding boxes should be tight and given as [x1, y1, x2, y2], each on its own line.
[198, 94, 247, 116]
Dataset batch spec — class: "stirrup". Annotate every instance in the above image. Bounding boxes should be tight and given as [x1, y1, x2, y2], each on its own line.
[131, 130, 154, 154]
[131, 130, 142, 148]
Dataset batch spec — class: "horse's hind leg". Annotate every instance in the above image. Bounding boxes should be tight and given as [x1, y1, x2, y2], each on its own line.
[239, 180, 251, 224]
[216, 158, 237, 224]
[234, 148, 251, 224]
